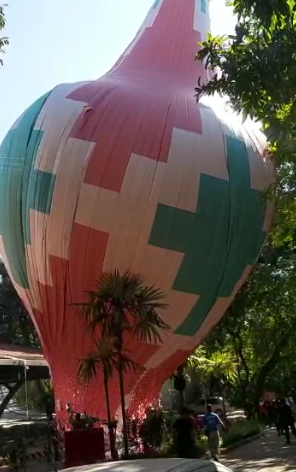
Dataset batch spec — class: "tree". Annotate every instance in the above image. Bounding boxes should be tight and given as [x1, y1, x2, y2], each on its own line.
[0, 261, 39, 348]
[76, 269, 169, 457]
[199, 351, 237, 417]
[14, 379, 54, 413]
[187, 348, 237, 413]
[172, 347, 237, 411]
[0, 261, 41, 416]
[0, 4, 9, 66]
[204, 242, 296, 407]
[193, 0, 296, 407]
[195, 0, 296, 245]
[78, 338, 133, 460]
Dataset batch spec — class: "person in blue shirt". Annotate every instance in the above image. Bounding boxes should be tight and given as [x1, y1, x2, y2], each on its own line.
[202, 404, 225, 461]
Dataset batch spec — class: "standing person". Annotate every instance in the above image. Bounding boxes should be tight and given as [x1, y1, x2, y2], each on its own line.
[277, 399, 296, 444]
[70, 413, 86, 430]
[275, 399, 283, 436]
[268, 400, 277, 428]
[173, 407, 197, 458]
[202, 404, 225, 462]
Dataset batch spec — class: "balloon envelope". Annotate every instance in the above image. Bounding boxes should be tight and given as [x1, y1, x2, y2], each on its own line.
[0, 0, 273, 421]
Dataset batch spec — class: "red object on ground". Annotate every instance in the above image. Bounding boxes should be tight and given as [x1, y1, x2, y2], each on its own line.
[64, 428, 105, 468]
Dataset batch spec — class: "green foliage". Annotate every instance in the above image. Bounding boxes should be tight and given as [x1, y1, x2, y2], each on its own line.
[76, 270, 169, 380]
[77, 269, 169, 386]
[196, 0, 296, 244]
[139, 408, 166, 450]
[0, 261, 39, 348]
[126, 413, 259, 458]
[14, 380, 53, 412]
[78, 338, 128, 384]
[76, 270, 169, 456]
[0, 422, 49, 443]
[77, 269, 169, 345]
[221, 420, 261, 448]
[189, 347, 237, 384]
[194, 0, 296, 404]
[203, 242, 296, 405]
[0, 423, 49, 470]
[127, 408, 207, 459]
[0, 4, 8, 66]
[181, 346, 237, 399]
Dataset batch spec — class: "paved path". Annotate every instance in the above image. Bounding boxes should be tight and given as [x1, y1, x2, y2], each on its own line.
[7, 427, 296, 472]
[222, 429, 296, 471]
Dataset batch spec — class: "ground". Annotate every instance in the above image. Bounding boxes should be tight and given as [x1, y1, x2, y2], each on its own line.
[1, 403, 296, 472]
[222, 429, 296, 471]
[17, 428, 296, 472]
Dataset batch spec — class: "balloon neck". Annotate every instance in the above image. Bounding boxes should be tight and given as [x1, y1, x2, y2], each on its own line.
[108, 0, 211, 85]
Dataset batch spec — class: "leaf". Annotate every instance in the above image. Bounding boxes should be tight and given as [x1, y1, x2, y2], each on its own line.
[78, 338, 119, 384]
[73, 270, 170, 356]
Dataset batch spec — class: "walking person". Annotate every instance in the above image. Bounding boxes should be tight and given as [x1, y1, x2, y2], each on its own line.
[268, 400, 277, 428]
[275, 399, 283, 436]
[277, 398, 296, 444]
[202, 404, 225, 462]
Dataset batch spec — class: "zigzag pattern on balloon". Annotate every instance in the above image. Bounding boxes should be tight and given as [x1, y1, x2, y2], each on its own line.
[0, 0, 273, 421]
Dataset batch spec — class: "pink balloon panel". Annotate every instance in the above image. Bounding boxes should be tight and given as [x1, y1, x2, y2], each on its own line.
[0, 0, 273, 423]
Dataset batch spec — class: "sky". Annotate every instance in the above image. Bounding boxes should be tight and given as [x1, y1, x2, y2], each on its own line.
[0, 0, 236, 142]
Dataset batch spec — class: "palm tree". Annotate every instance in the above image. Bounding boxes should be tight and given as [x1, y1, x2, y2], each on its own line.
[172, 347, 210, 408]
[187, 348, 237, 416]
[78, 338, 136, 460]
[76, 269, 169, 457]
[202, 351, 237, 417]
[204, 351, 237, 384]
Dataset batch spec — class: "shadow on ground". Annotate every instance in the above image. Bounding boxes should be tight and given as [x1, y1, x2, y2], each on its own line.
[222, 429, 296, 471]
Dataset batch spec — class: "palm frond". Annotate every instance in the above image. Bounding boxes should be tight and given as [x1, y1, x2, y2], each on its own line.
[78, 338, 119, 383]
[134, 285, 169, 311]
[74, 291, 116, 336]
[119, 352, 139, 373]
[87, 307, 112, 336]
[207, 351, 238, 383]
[96, 270, 144, 303]
[78, 355, 99, 384]
[73, 270, 169, 343]
[74, 291, 98, 323]
[184, 346, 210, 370]
[133, 308, 170, 344]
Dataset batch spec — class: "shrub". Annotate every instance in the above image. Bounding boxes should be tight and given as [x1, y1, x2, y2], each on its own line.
[221, 420, 260, 448]
[139, 408, 166, 450]
[0, 422, 49, 441]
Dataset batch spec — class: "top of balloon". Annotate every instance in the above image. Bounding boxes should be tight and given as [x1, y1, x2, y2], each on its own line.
[109, 0, 211, 82]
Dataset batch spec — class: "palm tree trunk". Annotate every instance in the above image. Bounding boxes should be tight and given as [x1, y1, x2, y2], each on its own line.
[114, 331, 129, 458]
[118, 360, 129, 457]
[104, 373, 117, 461]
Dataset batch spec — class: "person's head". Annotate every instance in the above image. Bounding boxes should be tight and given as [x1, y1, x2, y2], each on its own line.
[179, 407, 190, 416]
[75, 413, 81, 420]
[207, 404, 212, 413]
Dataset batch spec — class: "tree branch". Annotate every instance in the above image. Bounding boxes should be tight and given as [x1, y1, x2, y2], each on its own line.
[0, 380, 24, 418]
[252, 335, 290, 403]
[225, 324, 249, 385]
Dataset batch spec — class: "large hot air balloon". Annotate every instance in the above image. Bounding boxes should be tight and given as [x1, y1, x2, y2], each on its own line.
[0, 0, 273, 421]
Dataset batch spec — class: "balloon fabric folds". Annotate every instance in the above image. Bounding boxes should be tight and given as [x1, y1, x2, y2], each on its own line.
[0, 0, 273, 421]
